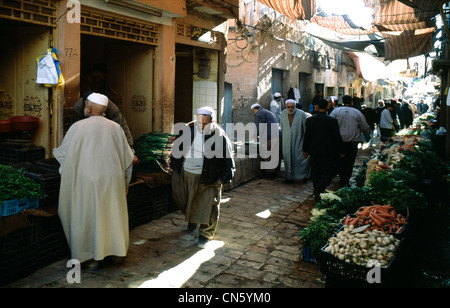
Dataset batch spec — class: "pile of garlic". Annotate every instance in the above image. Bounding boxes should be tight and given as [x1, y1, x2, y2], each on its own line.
[323, 225, 401, 268]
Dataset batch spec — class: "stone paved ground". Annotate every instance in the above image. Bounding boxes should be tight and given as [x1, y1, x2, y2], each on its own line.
[4, 148, 374, 289]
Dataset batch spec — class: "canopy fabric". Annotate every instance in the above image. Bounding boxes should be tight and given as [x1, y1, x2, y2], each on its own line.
[258, 0, 316, 20]
[305, 22, 386, 57]
[363, 0, 444, 60]
[258, 0, 446, 60]
[382, 28, 435, 60]
[310, 15, 378, 35]
[365, 0, 444, 25]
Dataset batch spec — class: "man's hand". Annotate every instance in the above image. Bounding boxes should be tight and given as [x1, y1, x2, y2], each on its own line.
[132, 155, 139, 165]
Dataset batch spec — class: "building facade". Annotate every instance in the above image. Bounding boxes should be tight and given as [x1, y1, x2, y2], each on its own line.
[225, 0, 363, 127]
[0, 0, 238, 156]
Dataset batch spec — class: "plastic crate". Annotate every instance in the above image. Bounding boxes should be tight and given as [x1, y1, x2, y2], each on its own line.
[0, 144, 45, 165]
[127, 183, 174, 228]
[302, 246, 319, 264]
[319, 241, 402, 287]
[35, 215, 70, 268]
[0, 215, 39, 286]
[0, 198, 39, 217]
[33, 158, 60, 171]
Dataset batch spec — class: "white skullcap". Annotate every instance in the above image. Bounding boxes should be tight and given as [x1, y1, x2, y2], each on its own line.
[251, 103, 261, 109]
[197, 106, 215, 121]
[285, 99, 296, 105]
[274, 92, 282, 98]
[87, 93, 108, 107]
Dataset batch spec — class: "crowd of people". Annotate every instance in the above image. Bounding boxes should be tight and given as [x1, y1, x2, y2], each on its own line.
[251, 91, 435, 201]
[54, 67, 438, 271]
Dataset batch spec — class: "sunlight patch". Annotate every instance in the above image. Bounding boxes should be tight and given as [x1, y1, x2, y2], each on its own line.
[138, 240, 225, 288]
[256, 209, 271, 219]
[132, 239, 147, 246]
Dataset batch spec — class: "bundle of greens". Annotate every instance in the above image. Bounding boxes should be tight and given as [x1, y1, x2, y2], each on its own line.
[134, 132, 174, 173]
[0, 164, 46, 201]
[299, 211, 340, 257]
[394, 140, 444, 185]
[315, 186, 372, 219]
[367, 170, 426, 213]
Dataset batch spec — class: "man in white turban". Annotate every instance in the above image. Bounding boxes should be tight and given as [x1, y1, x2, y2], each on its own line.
[280, 99, 311, 183]
[171, 106, 235, 248]
[53, 93, 134, 269]
[270, 92, 284, 123]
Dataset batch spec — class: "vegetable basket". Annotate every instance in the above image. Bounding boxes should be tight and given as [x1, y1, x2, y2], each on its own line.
[302, 246, 319, 264]
[341, 214, 407, 239]
[0, 198, 39, 217]
[320, 244, 397, 283]
[319, 225, 403, 286]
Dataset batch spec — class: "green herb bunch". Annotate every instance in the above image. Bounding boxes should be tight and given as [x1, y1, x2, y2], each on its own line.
[367, 170, 426, 213]
[299, 212, 340, 257]
[394, 140, 445, 184]
[0, 164, 47, 201]
[134, 132, 174, 173]
[315, 186, 372, 219]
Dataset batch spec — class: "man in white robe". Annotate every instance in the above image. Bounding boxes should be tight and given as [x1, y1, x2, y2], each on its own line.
[53, 93, 134, 269]
[280, 99, 311, 182]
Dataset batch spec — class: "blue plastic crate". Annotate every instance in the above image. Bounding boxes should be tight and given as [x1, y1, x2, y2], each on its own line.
[0, 198, 39, 217]
[302, 246, 319, 264]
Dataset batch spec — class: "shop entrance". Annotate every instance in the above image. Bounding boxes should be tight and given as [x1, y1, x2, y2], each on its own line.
[0, 20, 52, 151]
[175, 44, 194, 124]
[80, 35, 154, 141]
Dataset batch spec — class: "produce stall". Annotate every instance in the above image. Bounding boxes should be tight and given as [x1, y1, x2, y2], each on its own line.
[299, 112, 449, 288]
[0, 130, 262, 285]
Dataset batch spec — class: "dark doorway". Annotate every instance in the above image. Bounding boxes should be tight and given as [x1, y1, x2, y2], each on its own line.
[299, 72, 309, 110]
[175, 44, 194, 124]
[272, 68, 287, 97]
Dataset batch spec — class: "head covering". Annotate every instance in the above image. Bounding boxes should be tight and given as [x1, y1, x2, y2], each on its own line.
[87, 93, 109, 106]
[285, 99, 296, 105]
[197, 106, 215, 121]
[274, 92, 282, 98]
[251, 103, 261, 110]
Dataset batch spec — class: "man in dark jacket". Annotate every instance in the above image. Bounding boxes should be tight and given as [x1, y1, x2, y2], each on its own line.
[303, 99, 345, 201]
[170, 106, 235, 248]
[361, 105, 378, 146]
[400, 101, 414, 129]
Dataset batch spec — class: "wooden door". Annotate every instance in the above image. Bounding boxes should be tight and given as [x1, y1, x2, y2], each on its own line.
[0, 24, 52, 153]
[175, 45, 193, 124]
[106, 43, 154, 141]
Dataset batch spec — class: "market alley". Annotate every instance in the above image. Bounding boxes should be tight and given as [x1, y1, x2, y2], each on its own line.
[3, 148, 374, 289]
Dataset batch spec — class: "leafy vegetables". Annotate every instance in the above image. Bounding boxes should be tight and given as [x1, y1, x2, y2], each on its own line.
[0, 164, 46, 201]
[299, 212, 340, 257]
[367, 170, 426, 213]
[134, 132, 174, 173]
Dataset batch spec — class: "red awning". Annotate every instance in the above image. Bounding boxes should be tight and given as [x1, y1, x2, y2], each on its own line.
[366, 0, 444, 25]
[258, 0, 316, 20]
[310, 15, 378, 35]
[382, 28, 435, 60]
[258, 0, 445, 60]
[310, 0, 445, 60]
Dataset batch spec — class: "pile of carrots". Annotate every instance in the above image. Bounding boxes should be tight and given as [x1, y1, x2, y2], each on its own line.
[343, 203, 408, 234]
